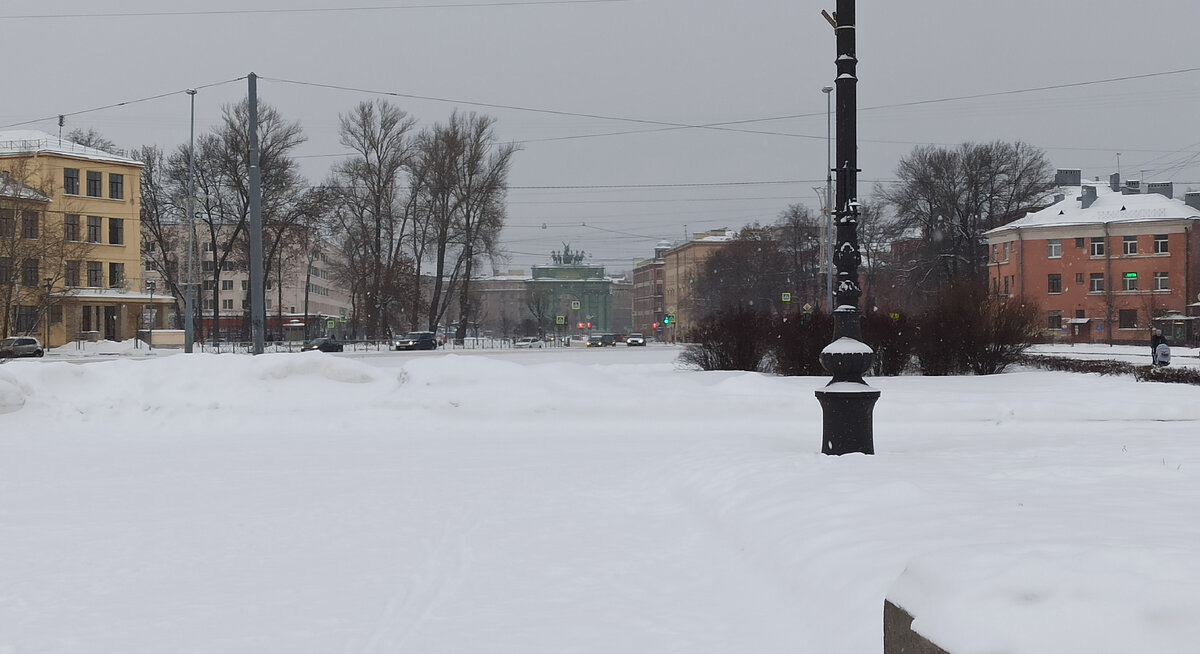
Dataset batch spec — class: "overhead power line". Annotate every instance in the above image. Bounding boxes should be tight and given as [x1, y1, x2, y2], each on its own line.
[261, 76, 824, 141]
[0, 77, 246, 131]
[0, 1, 627, 20]
[524, 65, 1200, 143]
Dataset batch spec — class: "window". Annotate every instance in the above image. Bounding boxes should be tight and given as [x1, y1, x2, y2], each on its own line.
[1154, 272, 1169, 291]
[222, 299, 234, 310]
[991, 244, 998, 262]
[65, 261, 81, 287]
[1154, 234, 1169, 254]
[1119, 309, 1138, 329]
[86, 171, 102, 197]
[1047, 274, 1062, 294]
[14, 306, 37, 333]
[203, 241, 214, 252]
[64, 214, 80, 241]
[1089, 273, 1105, 293]
[202, 279, 216, 291]
[1075, 237, 1085, 249]
[109, 174, 124, 200]
[0, 209, 12, 237]
[86, 261, 103, 287]
[1002, 243, 1010, 261]
[1123, 236, 1138, 255]
[1047, 239, 1062, 258]
[1003, 276, 1011, 295]
[1075, 273, 1085, 285]
[241, 280, 248, 291]
[108, 263, 124, 288]
[1122, 273, 1138, 291]
[86, 216, 102, 243]
[1075, 309, 1086, 319]
[1047, 310, 1062, 330]
[202, 261, 214, 272]
[1090, 237, 1105, 256]
[0, 257, 11, 283]
[64, 168, 80, 195]
[20, 259, 39, 286]
[20, 211, 38, 239]
[222, 280, 234, 291]
[108, 218, 123, 245]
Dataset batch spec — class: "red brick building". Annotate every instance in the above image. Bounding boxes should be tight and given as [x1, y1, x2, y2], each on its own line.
[631, 241, 669, 339]
[985, 178, 1200, 345]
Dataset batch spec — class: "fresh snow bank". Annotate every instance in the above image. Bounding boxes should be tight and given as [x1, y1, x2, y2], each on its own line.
[1, 349, 1198, 653]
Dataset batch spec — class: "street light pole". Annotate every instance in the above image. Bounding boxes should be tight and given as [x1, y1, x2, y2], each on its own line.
[184, 88, 197, 353]
[44, 277, 53, 348]
[822, 85, 834, 313]
[146, 280, 155, 350]
[815, 0, 879, 455]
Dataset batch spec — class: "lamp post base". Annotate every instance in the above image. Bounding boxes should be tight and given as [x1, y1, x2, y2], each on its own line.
[815, 385, 880, 455]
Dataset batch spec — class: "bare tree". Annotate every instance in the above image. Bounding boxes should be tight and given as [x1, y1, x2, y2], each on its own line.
[330, 100, 417, 339]
[136, 144, 191, 328]
[692, 227, 790, 318]
[66, 128, 121, 155]
[775, 204, 822, 307]
[172, 100, 306, 342]
[879, 141, 1054, 299]
[449, 112, 518, 343]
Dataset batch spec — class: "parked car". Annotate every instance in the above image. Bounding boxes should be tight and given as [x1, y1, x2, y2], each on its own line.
[586, 334, 605, 347]
[514, 336, 543, 348]
[625, 332, 646, 346]
[0, 336, 44, 358]
[394, 331, 438, 351]
[301, 337, 343, 352]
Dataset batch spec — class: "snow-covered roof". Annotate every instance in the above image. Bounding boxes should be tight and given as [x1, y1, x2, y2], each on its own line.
[0, 130, 142, 166]
[0, 172, 50, 202]
[987, 183, 1200, 235]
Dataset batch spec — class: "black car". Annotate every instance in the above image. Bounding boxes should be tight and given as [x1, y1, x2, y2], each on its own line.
[301, 337, 343, 352]
[394, 331, 438, 351]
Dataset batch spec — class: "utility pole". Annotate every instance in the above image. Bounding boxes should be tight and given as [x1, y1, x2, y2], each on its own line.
[815, 0, 880, 455]
[823, 85, 834, 312]
[247, 73, 266, 355]
[184, 89, 197, 353]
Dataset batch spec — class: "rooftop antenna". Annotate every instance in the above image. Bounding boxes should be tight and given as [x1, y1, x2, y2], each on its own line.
[58, 115, 65, 142]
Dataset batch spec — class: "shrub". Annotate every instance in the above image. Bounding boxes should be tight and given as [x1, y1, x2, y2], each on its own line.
[678, 305, 773, 371]
[770, 310, 833, 376]
[915, 283, 1040, 375]
[861, 310, 916, 376]
[1021, 354, 1200, 386]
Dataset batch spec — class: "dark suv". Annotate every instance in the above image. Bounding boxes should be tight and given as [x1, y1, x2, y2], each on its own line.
[394, 331, 438, 351]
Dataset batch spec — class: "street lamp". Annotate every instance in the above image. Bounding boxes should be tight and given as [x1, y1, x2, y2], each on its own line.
[822, 85, 834, 313]
[146, 279, 156, 350]
[44, 277, 53, 348]
[814, 0, 879, 455]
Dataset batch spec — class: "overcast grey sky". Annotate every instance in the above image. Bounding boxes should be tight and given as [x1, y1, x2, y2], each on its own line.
[3, 0, 1198, 273]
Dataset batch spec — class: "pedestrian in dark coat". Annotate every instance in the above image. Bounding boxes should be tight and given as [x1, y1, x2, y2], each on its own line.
[1150, 330, 1165, 365]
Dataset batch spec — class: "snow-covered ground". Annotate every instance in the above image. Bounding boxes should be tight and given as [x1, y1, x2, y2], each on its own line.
[1, 344, 1198, 653]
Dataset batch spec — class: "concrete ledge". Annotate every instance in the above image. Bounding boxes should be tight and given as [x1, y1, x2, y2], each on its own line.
[884, 600, 950, 654]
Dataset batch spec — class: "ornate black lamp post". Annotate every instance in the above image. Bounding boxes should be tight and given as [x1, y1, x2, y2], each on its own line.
[815, 0, 880, 455]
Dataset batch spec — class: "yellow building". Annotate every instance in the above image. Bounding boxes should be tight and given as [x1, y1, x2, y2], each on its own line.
[0, 130, 166, 347]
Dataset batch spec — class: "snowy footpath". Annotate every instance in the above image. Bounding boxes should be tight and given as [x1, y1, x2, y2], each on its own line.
[1, 348, 1198, 653]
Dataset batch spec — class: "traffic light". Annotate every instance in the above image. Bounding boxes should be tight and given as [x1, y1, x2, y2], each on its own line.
[663, 314, 675, 325]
